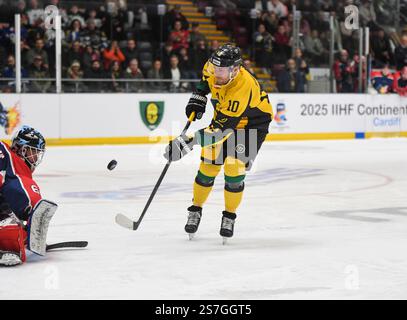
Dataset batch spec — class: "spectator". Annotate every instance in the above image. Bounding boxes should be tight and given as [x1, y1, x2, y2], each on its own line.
[371, 29, 393, 68]
[189, 23, 207, 49]
[303, 30, 326, 65]
[147, 59, 165, 92]
[67, 5, 86, 28]
[84, 59, 106, 92]
[351, 54, 367, 92]
[160, 42, 176, 70]
[83, 45, 99, 71]
[123, 58, 144, 93]
[299, 1, 317, 29]
[333, 49, 355, 93]
[243, 58, 255, 75]
[19, 14, 30, 42]
[254, 0, 265, 11]
[266, 0, 288, 19]
[294, 48, 310, 87]
[134, 6, 149, 31]
[210, 40, 220, 55]
[81, 18, 105, 49]
[64, 41, 83, 69]
[320, 0, 334, 12]
[0, 45, 7, 73]
[193, 39, 210, 76]
[274, 25, 290, 63]
[394, 66, 407, 96]
[122, 39, 139, 68]
[164, 54, 187, 92]
[257, 11, 279, 35]
[66, 19, 83, 43]
[103, 40, 125, 70]
[277, 58, 305, 93]
[86, 9, 102, 29]
[164, 4, 189, 36]
[178, 47, 197, 80]
[25, 38, 49, 69]
[394, 34, 407, 71]
[15, 0, 27, 15]
[253, 23, 273, 71]
[169, 20, 190, 51]
[109, 60, 124, 92]
[110, 7, 127, 41]
[299, 17, 311, 38]
[319, 31, 331, 61]
[28, 55, 51, 93]
[19, 39, 31, 65]
[359, 0, 376, 28]
[65, 60, 84, 92]
[2, 55, 28, 79]
[281, 13, 294, 36]
[371, 63, 394, 94]
[313, 11, 330, 33]
[26, 0, 44, 26]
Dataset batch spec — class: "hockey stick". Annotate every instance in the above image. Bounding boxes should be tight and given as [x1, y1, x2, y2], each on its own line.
[46, 241, 88, 251]
[115, 112, 196, 231]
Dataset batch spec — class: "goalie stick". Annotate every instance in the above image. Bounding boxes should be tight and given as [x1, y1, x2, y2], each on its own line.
[46, 241, 88, 251]
[115, 112, 196, 231]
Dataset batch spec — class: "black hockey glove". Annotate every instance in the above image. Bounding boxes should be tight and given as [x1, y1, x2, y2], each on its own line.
[185, 93, 207, 121]
[164, 134, 197, 162]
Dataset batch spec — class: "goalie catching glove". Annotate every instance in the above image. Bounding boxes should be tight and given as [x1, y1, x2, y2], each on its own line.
[164, 134, 197, 162]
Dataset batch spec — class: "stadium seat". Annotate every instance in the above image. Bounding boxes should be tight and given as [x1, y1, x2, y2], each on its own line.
[138, 41, 152, 51]
[139, 51, 153, 62]
[140, 60, 152, 72]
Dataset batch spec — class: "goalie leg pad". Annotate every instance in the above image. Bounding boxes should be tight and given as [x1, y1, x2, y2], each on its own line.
[27, 199, 58, 256]
[0, 214, 26, 264]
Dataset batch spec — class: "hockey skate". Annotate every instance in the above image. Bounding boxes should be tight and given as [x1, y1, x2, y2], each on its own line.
[220, 211, 236, 245]
[185, 206, 202, 240]
[0, 250, 22, 266]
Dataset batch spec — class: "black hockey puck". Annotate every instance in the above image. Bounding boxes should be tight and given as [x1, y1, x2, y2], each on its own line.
[107, 160, 117, 171]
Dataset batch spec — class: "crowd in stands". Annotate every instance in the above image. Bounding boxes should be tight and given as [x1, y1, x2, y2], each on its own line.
[0, 0, 406, 94]
[0, 0, 219, 92]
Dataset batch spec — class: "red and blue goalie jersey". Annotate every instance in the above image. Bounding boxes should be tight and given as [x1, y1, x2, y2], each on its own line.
[0, 141, 42, 221]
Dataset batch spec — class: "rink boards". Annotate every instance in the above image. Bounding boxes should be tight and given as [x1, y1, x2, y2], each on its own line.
[0, 93, 406, 145]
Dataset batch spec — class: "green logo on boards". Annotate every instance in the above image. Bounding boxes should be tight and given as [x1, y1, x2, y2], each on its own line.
[139, 101, 164, 131]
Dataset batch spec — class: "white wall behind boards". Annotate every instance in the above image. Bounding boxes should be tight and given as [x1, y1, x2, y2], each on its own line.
[0, 93, 406, 142]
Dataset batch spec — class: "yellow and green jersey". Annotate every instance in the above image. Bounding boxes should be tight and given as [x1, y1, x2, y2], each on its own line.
[195, 62, 273, 147]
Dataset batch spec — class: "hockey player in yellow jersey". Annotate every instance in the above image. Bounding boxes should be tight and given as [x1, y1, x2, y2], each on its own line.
[164, 44, 273, 242]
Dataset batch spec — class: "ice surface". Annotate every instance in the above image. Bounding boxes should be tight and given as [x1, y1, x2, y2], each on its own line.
[1, 138, 407, 299]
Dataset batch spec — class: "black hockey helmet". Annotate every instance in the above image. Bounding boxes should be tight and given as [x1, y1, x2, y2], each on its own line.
[11, 125, 46, 171]
[209, 43, 242, 68]
[208, 44, 242, 87]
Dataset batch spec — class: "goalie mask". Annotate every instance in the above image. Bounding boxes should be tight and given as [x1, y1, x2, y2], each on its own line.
[11, 125, 46, 172]
[208, 44, 242, 88]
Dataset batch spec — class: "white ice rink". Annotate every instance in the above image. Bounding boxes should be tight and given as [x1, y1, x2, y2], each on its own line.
[1, 138, 407, 299]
